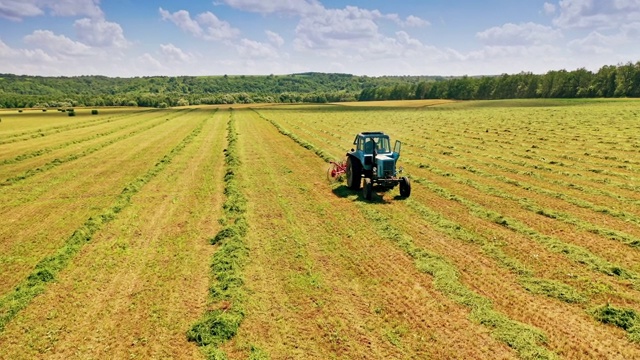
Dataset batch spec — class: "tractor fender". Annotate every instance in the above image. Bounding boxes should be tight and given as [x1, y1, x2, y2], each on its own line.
[345, 152, 360, 165]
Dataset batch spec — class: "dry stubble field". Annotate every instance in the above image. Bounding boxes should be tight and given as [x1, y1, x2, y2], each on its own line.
[1, 100, 640, 359]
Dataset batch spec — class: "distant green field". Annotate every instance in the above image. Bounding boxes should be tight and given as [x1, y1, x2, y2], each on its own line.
[2, 99, 640, 359]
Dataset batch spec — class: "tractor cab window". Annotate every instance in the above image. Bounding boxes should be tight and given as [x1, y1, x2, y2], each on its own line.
[373, 137, 391, 153]
[363, 138, 375, 154]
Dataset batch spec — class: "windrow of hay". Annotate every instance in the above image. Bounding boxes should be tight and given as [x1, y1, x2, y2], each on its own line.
[187, 110, 251, 359]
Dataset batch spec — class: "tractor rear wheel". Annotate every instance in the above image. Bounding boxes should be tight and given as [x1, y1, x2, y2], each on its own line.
[363, 178, 373, 200]
[346, 157, 361, 190]
[399, 177, 411, 198]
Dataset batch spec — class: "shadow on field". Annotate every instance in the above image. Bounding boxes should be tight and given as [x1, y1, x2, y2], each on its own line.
[332, 185, 402, 204]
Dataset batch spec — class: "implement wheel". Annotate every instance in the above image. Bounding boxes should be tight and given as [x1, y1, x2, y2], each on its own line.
[363, 178, 373, 200]
[346, 157, 362, 190]
[399, 176, 411, 198]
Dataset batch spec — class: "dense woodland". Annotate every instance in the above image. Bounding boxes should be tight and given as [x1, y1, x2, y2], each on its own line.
[0, 61, 639, 108]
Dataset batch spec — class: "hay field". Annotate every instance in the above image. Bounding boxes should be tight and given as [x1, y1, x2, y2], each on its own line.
[1, 100, 640, 359]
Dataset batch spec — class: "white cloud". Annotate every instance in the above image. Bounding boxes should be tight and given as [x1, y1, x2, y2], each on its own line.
[219, 0, 323, 16]
[403, 15, 429, 27]
[294, 6, 381, 50]
[568, 31, 614, 54]
[136, 53, 165, 72]
[0, 0, 102, 20]
[24, 30, 92, 56]
[159, 8, 203, 37]
[543, 2, 557, 14]
[266, 30, 285, 47]
[568, 22, 640, 53]
[159, 43, 194, 63]
[553, 0, 640, 28]
[159, 8, 239, 41]
[476, 22, 563, 46]
[74, 18, 129, 48]
[235, 38, 279, 58]
[197, 12, 240, 40]
[0, 1, 43, 21]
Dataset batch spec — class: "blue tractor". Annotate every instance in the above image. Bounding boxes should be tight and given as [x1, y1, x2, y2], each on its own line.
[345, 131, 411, 200]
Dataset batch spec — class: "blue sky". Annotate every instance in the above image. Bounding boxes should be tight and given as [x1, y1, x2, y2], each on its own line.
[1, 0, 639, 77]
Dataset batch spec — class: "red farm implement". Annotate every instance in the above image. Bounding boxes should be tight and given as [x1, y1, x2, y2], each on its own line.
[326, 159, 347, 182]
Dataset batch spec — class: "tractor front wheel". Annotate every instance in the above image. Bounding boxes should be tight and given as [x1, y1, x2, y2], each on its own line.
[346, 157, 361, 190]
[399, 177, 411, 198]
[363, 178, 373, 200]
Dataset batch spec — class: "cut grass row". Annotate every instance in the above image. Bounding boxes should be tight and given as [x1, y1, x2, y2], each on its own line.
[0, 110, 194, 186]
[254, 107, 640, 348]
[0, 108, 151, 145]
[187, 110, 252, 360]
[0, 110, 176, 166]
[403, 158, 640, 249]
[0, 116, 207, 333]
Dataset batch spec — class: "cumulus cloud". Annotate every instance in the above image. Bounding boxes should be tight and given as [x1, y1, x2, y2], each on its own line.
[0, 0, 103, 20]
[403, 15, 429, 27]
[218, 0, 323, 16]
[476, 22, 563, 46]
[74, 18, 129, 48]
[553, 0, 640, 28]
[543, 2, 557, 14]
[159, 43, 194, 63]
[235, 38, 279, 58]
[568, 22, 640, 53]
[266, 30, 285, 47]
[159, 8, 239, 40]
[24, 30, 92, 56]
[159, 8, 203, 37]
[294, 6, 382, 50]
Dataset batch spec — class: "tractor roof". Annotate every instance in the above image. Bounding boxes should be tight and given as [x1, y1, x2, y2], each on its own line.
[359, 131, 387, 137]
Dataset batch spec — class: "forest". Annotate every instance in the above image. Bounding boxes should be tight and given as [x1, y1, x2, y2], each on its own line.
[0, 61, 638, 108]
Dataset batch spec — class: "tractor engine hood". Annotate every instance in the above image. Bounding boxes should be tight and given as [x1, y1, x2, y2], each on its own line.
[375, 154, 395, 177]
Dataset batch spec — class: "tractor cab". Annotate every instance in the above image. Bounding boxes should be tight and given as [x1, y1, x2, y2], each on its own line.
[352, 132, 400, 171]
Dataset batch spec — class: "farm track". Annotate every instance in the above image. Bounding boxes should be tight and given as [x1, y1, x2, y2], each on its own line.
[0, 109, 172, 167]
[254, 107, 640, 358]
[0, 109, 151, 146]
[0, 109, 224, 358]
[0, 110, 207, 296]
[225, 110, 520, 359]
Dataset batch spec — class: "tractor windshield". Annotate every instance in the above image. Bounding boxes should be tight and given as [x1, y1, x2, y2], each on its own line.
[372, 137, 391, 153]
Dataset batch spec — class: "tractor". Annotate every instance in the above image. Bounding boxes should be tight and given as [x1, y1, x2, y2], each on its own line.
[340, 131, 411, 200]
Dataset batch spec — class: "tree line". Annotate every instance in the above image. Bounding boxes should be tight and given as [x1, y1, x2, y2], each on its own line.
[359, 62, 640, 101]
[0, 62, 638, 108]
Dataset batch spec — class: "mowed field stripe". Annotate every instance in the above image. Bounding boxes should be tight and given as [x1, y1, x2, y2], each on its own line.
[186, 110, 252, 359]
[0, 109, 175, 167]
[252, 109, 559, 359]
[0, 114, 207, 333]
[0, 109, 195, 185]
[0, 108, 151, 145]
[0, 111, 209, 296]
[0, 110, 225, 359]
